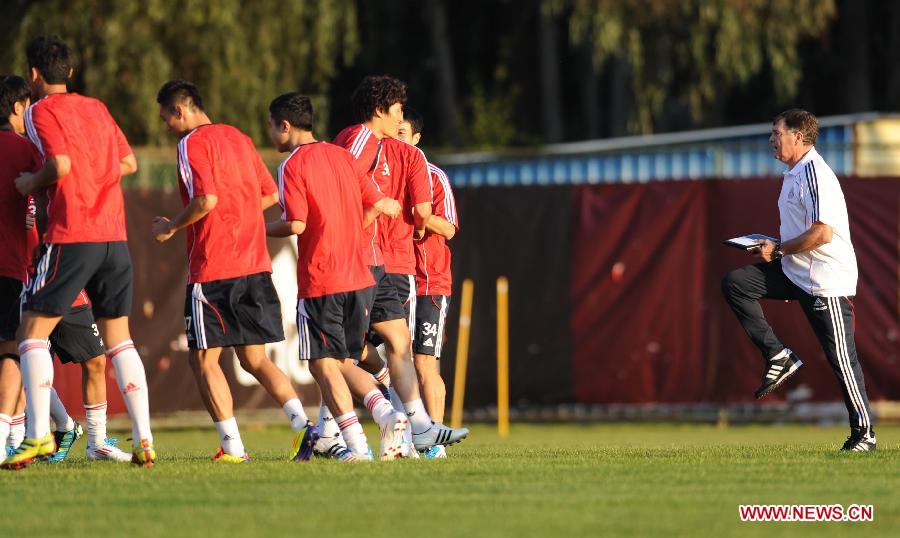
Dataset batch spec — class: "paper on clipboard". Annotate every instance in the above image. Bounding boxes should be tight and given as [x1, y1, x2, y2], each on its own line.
[723, 234, 779, 251]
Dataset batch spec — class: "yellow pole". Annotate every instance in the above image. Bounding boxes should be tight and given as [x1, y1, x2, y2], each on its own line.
[450, 279, 474, 429]
[496, 276, 509, 439]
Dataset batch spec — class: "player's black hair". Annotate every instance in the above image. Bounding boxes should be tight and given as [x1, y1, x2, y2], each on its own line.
[403, 107, 424, 135]
[0, 74, 31, 121]
[351, 75, 407, 123]
[25, 35, 75, 85]
[156, 79, 205, 111]
[269, 92, 314, 131]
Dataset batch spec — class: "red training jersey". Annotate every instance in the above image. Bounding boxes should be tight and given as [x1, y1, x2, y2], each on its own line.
[277, 142, 375, 298]
[0, 131, 41, 281]
[333, 124, 384, 267]
[415, 163, 458, 296]
[24, 93, 132, 243]
[176, 124, 275, 283]
[377, 138, 432, 275]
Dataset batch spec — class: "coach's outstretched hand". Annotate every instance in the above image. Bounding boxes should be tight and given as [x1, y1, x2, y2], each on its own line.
[151, 216, 176, 243]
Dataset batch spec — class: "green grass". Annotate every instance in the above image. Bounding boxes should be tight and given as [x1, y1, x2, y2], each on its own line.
[2, 423, 897, 537]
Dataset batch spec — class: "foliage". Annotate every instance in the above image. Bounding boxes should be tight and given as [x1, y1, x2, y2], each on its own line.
[0, 0, 359, 145]
[548, 0, 837, 133]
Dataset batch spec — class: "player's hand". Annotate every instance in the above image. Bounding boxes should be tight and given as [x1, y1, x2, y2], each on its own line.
[25, 213, 35, 230]
[152, 216, 175, 243]
[14, 172, 36, 195]
[378, 198, 402, 218]
[755, 239, 776, 262]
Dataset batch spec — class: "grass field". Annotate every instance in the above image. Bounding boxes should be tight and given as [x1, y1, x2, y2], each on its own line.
[2, 423, 897, 537]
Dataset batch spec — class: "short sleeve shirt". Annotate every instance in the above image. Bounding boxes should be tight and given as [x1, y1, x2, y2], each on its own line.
[177, 124, 275, 283]
[415, 163, 458, 296]
[377, 138, 432, 275]
[277, 141, 375, 298]
[778, 147, 858, 297]
[24, 93, 131, 243]
[0, 131, 42, 281]
[333, 124, 385, 267]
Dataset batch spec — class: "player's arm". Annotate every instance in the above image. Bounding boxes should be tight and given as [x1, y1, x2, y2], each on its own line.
[425, 215, 456, 240]
[14, 155, 70, 195]
[261, 191, 279, 210]
[413, 201, 432, 240]
[151, 194, 218, 243]
[120, 153, 138, 177]
[758, 223, 831, 262]
[266, 219, 306, 237]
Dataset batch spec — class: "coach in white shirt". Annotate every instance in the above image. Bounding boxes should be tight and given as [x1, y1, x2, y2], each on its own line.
[721, 109, 875, 452]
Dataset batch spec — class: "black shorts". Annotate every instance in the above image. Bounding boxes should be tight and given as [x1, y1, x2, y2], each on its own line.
[184, 272, 284, 350]
[385, 272, 417, 332]
[26, 242, 133, 318]
[2, 277, 103, 363]
[297, 287, 375, 360]
[0, 276, 24, 341]
[413, 295, 451, 358]
[368, 266, 406, 324]
[49, 305, 105, 364]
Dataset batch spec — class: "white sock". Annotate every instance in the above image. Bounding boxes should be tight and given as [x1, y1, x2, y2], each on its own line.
[49, 387, 75, 432]
[403, 398, 433, 435]
[373, 367, 391, 387]
[108, 341, 153, 445]
[363, 389, 395, 426]
[19, 339, 53, 439]
[0, 413, 10, 455]
[84, 402, 108, 446]
[335, 411, 368, 455]
[316, 403, 344, 446]
[9, 413, 25, 448]
[214, 417, 245, 457]
[282, 398, 309, 433]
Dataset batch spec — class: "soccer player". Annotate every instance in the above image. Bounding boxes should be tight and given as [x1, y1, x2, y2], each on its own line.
[152, 80, 319, 463]
[0, 75, 141, 462]
[266, 91, 412, 461]
[722, 109, 875, 451]
[0, 73, 128, 463]
[332, 75, 468, 454]
[396, 109, 458, 459]
[2, 36, 155, 469]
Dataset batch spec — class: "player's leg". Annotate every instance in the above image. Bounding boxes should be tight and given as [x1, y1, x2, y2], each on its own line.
[0, 345, 20, 458]
[721, 262, 804, 398]
[11, 245, 87, 467]
[8, 390, 26, 454]
[187, 346, 249, 461]
[88, 242, 154, 466]
[301, 294, 374, 460]
[800, 295, 875, 451]
[233, 344, 318, 461]
[413, 296, 450, 423]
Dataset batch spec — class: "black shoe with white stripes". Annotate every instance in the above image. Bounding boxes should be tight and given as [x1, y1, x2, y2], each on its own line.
[841, 430, 876, 452]
[754, 349, 804, 399]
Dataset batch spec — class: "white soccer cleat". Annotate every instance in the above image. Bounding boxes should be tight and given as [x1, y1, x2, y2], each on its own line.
[86, 439, 133, 462]
[379, 411, 408, 461]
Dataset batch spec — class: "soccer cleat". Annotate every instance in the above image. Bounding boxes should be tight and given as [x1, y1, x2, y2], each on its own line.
[212, 447, 250, 463]
[841, 431, 876, 452]
[379, 411, 409, 461]
[754, 349, 803, 399]
[289, 421, 320, 462]
[48, 421, 84, 462]
[331, 446, 371, 462]
[1, 433, 56, 470]
[131, 438, 156, 468]
[313, 431, 348, 459]
[86, 438, 133, 462]
[5, 446, 15, 459]
[412, 422, 469, 452]
[423, 445, 447, 459]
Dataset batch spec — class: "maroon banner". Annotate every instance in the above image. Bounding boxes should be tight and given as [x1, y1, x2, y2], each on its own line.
[571, 177, 900, 403]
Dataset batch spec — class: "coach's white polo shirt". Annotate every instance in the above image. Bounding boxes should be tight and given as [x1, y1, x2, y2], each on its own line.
[778, 147, 858, 297]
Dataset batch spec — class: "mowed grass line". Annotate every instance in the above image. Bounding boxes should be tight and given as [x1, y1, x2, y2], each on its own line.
[1, 424, 897, 538]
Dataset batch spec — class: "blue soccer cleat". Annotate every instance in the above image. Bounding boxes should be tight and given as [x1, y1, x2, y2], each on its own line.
[48, 421, 83, 462]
